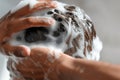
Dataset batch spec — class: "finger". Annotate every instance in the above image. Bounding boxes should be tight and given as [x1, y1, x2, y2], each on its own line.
[10, 0, 57, 18]
[31, 47, 49, 55]
[7, 17, 55, 36]
[34, 0, 57, 9]
[1, 43, 30, 57]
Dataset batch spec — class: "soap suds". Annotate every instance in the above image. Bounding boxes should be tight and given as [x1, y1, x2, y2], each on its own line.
[9, 1, 102, 60]
[89, 36, 103, 61]
[11, 0, 38, 13]
[47, 46, 62, 63]
[8, 1, 103, 80]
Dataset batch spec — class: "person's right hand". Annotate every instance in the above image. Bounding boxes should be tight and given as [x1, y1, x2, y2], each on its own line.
[8, 47, 75, 80]
[0, 0, 56, 57]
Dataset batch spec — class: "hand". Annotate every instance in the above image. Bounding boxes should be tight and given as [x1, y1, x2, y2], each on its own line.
[8, 47, 74, 80]
[8, 47, 120, 80]
[0, 0, 56, 57]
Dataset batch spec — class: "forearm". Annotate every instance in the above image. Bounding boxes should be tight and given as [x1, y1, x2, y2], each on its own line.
[59, 56, 120, 80]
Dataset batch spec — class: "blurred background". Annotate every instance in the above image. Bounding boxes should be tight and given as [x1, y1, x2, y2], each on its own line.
[0, 0, 120, 80]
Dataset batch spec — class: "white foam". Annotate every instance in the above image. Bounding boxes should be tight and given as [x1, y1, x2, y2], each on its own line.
[55, 1, 67, 13]
[7, 2, 104, 80]
[50, 47, 62, 59]
[90, 36, 103, 60]
[9, 1, 102, 61]
[11, 0, 38, 13]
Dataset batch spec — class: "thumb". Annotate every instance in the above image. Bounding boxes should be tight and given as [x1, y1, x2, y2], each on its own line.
[1, 43, 30, 57]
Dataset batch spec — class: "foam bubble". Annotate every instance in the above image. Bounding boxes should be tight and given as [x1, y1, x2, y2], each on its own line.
[11, 0, 38, 13]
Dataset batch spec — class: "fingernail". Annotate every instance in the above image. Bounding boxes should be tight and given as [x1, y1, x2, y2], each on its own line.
[44, 18, 56, 26]
[20, 45, 31, 56]
[49, 18, 56, 25]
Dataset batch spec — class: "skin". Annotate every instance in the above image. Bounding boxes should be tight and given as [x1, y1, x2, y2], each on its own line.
[9, 48, 120, 80]
[0, 0, 120, 80]
[0, 0, 56, 57]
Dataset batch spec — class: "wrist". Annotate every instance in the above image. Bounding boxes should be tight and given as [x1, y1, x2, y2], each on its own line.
[55, 53, 76, 80]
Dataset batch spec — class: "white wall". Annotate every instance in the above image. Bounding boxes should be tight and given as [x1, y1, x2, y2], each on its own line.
[0, 0, 120, 80]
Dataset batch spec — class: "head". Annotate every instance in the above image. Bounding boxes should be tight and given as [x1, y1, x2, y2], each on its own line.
[9, 1, 102, 60]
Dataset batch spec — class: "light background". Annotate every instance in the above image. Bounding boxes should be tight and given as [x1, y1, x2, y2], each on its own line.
[0, 0, 120, 80]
